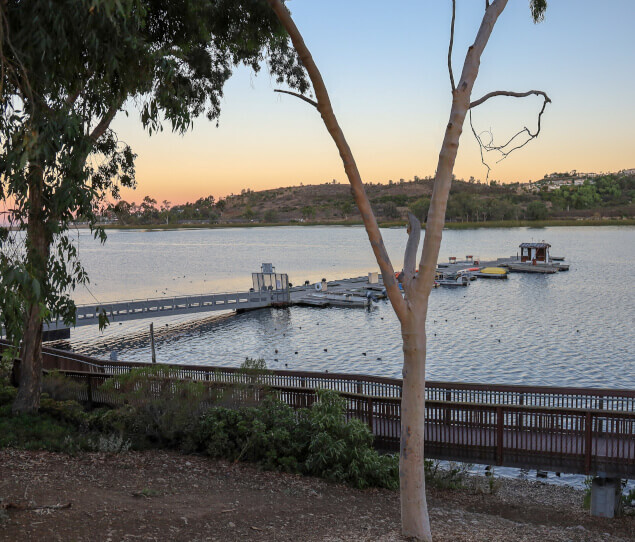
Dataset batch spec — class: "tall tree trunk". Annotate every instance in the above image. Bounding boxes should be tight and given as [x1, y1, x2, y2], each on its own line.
[267, 1, 509, 540]
[400, 310, 431, 540]
[13, 166, 49, 414]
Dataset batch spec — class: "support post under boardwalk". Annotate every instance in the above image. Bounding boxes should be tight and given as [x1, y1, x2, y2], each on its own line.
[590, 477, 623, 518]
[150, 323, 156, 364]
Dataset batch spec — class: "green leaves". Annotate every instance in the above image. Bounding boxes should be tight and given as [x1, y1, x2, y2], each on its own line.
[529, 0, 548, 24]
[191, 389, 399, 489]
[1, 1, 308, 355]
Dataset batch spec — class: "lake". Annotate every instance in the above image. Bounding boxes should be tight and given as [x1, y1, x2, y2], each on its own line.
[58, 225, 635, 390]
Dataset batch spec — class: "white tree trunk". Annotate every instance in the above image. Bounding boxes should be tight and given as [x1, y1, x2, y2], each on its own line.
[267, 1, 509, 541]
[400, 312, 431, 541]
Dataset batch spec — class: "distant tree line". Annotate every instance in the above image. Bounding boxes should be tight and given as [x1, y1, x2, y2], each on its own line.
[106, 195, 224, 225]
[98, 173, 634, 226]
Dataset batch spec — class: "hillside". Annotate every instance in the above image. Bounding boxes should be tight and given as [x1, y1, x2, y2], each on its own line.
[103, 171, 635, 226]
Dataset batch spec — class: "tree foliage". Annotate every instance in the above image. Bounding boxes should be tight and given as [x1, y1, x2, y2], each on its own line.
[0, 0, 306, 409]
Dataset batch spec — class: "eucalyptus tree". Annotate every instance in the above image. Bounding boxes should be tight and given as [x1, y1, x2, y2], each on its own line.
[266, 1, 549, 540]
[0, 0, 306, 412]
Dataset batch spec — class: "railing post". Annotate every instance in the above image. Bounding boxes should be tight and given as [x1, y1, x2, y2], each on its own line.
[87, 377, 94, 409]
[496, 406, 504, 465]
[367, 396, 374, 434]
[585, 411, 592, 474]
[597, 398, 604, 435]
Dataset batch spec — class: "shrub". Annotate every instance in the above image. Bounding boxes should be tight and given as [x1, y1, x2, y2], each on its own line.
[300, 390, 398, 489]
[89, 433, 131, 453]
[42, 370, 87, 402]
[99, 366, 208, 448]
[193, 395, 302, 472]
[193, 389, 398, 489]
[0, 403, 90, 452]
[39, 396, 89, 427]
[424, 459, 472, 490]
[0, 384, 17, 406]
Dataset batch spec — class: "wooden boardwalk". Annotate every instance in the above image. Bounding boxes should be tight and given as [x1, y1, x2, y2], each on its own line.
[4, 341, 634, 478]
[40, 275, 376, 334]
[43, 290, 290, 331]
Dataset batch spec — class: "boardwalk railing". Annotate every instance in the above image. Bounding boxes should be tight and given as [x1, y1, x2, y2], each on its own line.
[3, 341, 634, 478]
[42, 290, 290, 331]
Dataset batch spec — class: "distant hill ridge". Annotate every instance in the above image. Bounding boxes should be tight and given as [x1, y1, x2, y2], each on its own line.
[103, 171, 634, 226]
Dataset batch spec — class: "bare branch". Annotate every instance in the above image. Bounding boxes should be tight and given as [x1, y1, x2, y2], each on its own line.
[469, 110, 492, 180]
[2, 501, 72, 511]
[416, 0, 508, 299]
[469, 89, 550, 177]
[274, 89, 318, 109]
[267, 0, 407, 321]
[448, 0, 456, 92]
[470, 89, 550, 109]
[402, 213, 421, 291]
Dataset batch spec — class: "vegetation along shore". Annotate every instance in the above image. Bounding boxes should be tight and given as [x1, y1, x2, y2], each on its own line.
[0, 368, 633, 541]
[90, 170, 634, 229]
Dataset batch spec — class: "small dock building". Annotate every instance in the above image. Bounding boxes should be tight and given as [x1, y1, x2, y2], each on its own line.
[519, 242, 551, 264]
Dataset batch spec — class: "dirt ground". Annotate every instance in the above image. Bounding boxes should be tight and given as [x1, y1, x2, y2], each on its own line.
[0, 449, 632, 541]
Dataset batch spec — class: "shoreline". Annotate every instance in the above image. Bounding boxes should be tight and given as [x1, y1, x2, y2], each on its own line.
[72, 218, 635, 232]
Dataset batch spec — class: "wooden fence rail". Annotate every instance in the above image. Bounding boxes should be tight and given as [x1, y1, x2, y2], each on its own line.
[39, 366, 635, 479]
[2, 341, 633, 478]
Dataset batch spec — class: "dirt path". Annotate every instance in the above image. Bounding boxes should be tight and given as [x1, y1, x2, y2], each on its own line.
[0, 449, 632, 541]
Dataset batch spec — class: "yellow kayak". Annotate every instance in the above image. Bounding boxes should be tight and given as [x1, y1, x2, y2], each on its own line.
[480, 267, 507, 275]
[476, 267, 508, 279]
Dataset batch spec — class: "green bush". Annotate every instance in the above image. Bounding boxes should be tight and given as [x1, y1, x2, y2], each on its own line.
[0, 384, 17, 406]
[300, 390, 398, 489]
[99, 366, 208, 447]
[192, 389, 398, 489]
[40, 396, 89, 427]
[193, 395, 302, 472]
[42, 370, 87, 402]
[0, 403, 90, 452]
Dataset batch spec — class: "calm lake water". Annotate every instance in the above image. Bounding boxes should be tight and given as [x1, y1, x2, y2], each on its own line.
[58, 225, 634, 390]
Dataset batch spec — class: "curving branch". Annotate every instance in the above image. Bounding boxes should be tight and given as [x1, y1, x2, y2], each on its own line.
[448, 0, 456, 92]
[89, 102, 121, 143]
[469, 89, 550, 109]
[469, 110, 492, 179]
[267, 0, 407, 321]
[274, 89, 318, 109]
[468, 89, 550, 177]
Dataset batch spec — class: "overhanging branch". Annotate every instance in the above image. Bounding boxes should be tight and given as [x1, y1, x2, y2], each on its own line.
[469, 89, 550, 109]
[267, 0, 407, 321]
[89, 102, 121, 143]
[274, 89, 318, 109]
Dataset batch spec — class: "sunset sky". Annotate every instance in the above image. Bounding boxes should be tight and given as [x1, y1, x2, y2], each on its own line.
[111, 0, 635, 205]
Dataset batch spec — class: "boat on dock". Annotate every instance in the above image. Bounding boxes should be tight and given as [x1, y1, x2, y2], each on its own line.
[475, 267, 508, 279]
[435, 272, 470, 287]
[505, 262, 559, 274]
[296, 292, 371, 308]
[502, 241, 567, 274]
